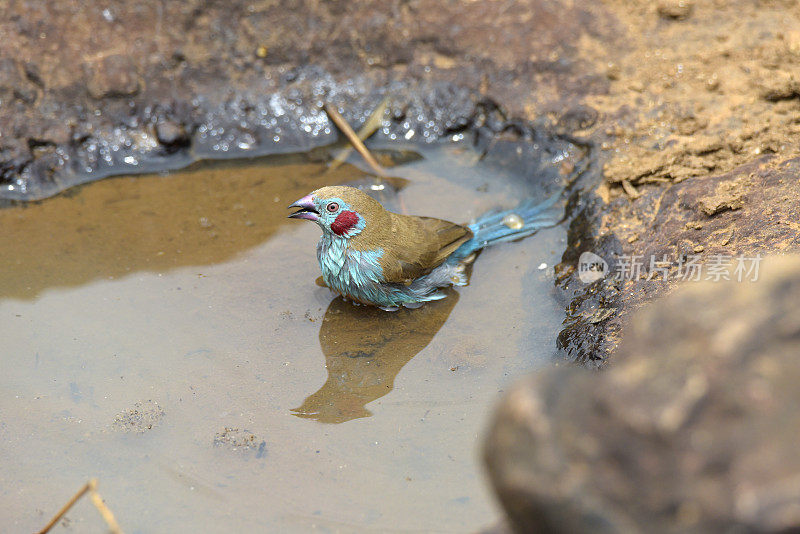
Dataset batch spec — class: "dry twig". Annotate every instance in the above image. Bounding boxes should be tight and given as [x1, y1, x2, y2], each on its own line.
[324, 103, 387, 178]
[89, 486, 123, 534]
[327, 97, 389, 172]
[37, 478, 123, 534]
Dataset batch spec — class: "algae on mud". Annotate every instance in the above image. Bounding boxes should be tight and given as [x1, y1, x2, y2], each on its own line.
[0, 141, 571, 532]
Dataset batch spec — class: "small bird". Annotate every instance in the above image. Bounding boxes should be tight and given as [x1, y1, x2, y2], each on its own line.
[288, 185, 562, 311]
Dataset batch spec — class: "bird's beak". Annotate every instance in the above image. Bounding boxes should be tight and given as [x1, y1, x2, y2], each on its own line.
[288, 194, 320, 221]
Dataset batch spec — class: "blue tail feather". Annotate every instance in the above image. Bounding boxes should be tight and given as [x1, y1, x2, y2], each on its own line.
[451, 192, 564, 261]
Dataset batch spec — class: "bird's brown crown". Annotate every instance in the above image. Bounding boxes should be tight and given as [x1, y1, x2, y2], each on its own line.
[311, 186, 383, 213]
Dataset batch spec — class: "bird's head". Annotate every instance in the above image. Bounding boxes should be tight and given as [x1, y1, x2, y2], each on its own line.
[288, 185, 381, 238]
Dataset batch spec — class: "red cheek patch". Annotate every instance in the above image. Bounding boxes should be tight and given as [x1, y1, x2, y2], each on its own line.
[331, 210, 359, 236]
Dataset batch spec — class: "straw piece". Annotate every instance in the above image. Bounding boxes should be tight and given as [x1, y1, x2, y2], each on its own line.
[324, 103, 386, 177]
[328, 96, 389, 172]
[37, 479, 124, 534]
[37, 481, 93, 534]
[89, 487, 123, 534]
[621, 179, 641, 199]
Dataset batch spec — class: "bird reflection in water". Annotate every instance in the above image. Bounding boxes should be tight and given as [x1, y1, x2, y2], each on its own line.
[291, 289, 459, 423]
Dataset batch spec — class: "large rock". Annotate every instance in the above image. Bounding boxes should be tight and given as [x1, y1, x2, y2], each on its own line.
[486, 255, 800, 533]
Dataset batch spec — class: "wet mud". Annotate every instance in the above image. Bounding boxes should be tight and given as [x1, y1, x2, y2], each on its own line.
[0, 0, 614, 201]
[554, 0, 800, 364]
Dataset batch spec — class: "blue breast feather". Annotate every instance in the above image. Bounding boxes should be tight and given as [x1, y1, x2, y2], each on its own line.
[317, 235, 464, 310]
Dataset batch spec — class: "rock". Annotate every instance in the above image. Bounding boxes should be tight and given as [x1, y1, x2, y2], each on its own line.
[84, 54, 140, 99]
[657, 0, 694, 20]
[696, 176, 748, 216]
[486, 255, 800, 533]
[758, 70, 800, 102]
[0, 58, 37, 104]
[154, 120, 190, 150]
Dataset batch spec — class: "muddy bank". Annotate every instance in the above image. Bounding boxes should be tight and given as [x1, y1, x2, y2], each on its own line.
[0, 0, 614, 200]
[557, 153, 800, 365]
[554, 0, 800, 364]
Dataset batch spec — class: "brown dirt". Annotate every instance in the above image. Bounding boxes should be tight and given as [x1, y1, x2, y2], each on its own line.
[554, 0, 800, 364]
[588, 0, 800, 193]
[0, 0, 615, 199]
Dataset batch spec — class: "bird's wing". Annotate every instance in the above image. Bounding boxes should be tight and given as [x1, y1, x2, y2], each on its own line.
[379, 214, 473, 284]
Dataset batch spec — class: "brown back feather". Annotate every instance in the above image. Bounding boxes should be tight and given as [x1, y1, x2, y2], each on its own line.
[375, 213, 472, 284]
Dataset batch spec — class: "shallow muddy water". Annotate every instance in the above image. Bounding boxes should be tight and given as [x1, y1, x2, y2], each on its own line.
[1, 142, 569, 532]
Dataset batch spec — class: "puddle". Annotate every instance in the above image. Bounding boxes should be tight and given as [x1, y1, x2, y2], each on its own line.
[1, 141, 571, 532]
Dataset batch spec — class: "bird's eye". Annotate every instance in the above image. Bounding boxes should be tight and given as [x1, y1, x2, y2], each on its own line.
[326, 202, 339, 213]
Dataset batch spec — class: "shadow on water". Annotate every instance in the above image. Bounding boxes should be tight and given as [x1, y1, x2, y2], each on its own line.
[292, 290, 459, 423]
